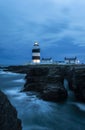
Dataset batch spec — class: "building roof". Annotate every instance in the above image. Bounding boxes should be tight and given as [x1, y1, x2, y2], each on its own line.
[42, 58, 52, 61]
[64, 57, 77, 60]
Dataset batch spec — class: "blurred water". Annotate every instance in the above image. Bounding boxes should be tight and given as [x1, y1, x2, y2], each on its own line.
[0, 70, 85, 130]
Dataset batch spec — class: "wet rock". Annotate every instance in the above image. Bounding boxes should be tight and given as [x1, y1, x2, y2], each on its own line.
[0, 91, 22, 130]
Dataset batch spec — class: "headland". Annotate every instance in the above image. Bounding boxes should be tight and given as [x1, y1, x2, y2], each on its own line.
[3, 63, 85, 103]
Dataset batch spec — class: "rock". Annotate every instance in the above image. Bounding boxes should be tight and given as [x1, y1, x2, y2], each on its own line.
[23, 82, 46, 92]
[28, 67, 49, 76]
[3, 65, 30, 74]
[23, 67, 67, 102]
[41, 83, 67, 102]
[0, 90, 22, 130]
[72, 68, 85, 102]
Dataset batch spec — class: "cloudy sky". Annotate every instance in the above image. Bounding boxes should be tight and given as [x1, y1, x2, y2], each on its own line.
[0, 0, 85, 65]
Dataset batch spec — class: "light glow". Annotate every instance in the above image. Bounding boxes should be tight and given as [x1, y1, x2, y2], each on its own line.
[34, 42, 38, 45]
[33, 59, 40, 63]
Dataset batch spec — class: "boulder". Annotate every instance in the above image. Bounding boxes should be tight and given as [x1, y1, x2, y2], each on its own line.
[0, 90, 22, 130]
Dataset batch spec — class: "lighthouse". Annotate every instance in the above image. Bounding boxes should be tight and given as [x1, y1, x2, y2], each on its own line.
[32, 42, 40, 63]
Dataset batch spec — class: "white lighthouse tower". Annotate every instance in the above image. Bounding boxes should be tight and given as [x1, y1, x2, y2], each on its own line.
[32, 42, 40, 63]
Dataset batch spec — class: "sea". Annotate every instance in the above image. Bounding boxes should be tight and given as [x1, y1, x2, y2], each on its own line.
[0, 69, 85, 130]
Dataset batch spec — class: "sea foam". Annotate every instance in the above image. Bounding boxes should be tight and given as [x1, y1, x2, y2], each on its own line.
[71, 102, 85, 111]
[0, 70, 20, 76]
[13, 79, 25, 83]
[75, 103, 85, 111]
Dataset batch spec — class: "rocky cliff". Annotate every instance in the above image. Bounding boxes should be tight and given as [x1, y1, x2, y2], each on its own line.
[23, 66, 67, 102]
[4, 64, 85, 102]
[0, 90, 22, 130]
[71, 67, 85, 102]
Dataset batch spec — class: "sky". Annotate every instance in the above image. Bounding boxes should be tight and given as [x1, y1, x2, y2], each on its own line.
[0, 0, 85, 65]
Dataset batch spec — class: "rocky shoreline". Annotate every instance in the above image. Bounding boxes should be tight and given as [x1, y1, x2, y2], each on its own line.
[3, 64, 85, 102]
[0, 64, 85, 130]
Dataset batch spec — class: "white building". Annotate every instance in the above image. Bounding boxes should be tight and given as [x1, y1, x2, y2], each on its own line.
[41, 58, 53, 64]
[64, 57, 79, 64]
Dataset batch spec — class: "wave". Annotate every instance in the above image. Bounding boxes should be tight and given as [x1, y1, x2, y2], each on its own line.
[74, 103, 85, 111]
[0, 70, 20, 75]
[13, 79, 25, 83]
[4, 89, 20, 95]
[4, 88, 27, 100]
[71, 102, 85, 111]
